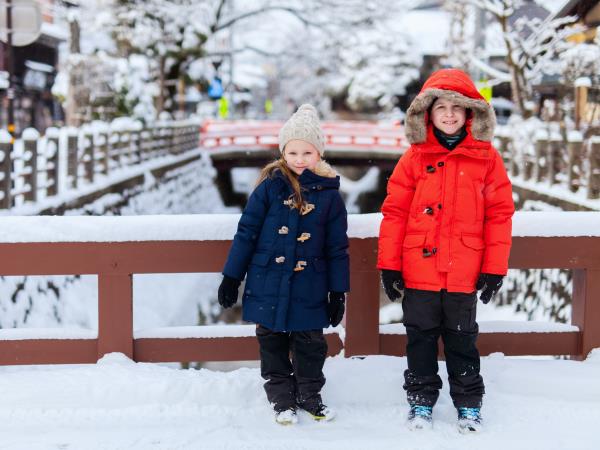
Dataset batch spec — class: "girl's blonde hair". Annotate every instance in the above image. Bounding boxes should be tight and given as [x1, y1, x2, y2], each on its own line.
[257, 158, 304, 209]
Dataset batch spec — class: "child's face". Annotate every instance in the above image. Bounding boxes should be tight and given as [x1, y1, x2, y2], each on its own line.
[430, 98, 467, 136]
[283, 140, 321, 175]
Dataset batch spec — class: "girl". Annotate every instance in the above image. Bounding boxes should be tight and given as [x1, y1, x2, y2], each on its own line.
[218, 104, 349, 425]
[378, 69, 514, 433]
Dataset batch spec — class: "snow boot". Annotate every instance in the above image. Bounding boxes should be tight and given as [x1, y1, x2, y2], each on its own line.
[457, 407, 482, 433]
[298, 401, 336, 421]
[407, 405, 433, 430]
[275, 407, 298, 425]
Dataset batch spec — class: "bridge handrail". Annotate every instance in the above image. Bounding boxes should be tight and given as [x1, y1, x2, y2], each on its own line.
[0, 212, 598, 365]
[495, 126, 600, 201]
[0, 120, 201, 210]
[200, 120, 408, 151]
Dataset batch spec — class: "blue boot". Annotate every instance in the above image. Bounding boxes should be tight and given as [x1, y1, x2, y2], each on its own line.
[457, 407, 482, 433]
[407, 405, 433, 430]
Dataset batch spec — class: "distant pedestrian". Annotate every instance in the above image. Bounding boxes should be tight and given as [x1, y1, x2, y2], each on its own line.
[378, 69, 514, 433]
[218, 104, 349, 425]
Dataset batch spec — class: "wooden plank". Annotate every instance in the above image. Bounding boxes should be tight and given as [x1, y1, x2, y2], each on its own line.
[572, 268, 600, 358]
[0, 339, 97, 365]
[345, 239, 380, 356]
[98, 274, 133, 359]
[134, 334, 344, 363]
[379, 331, 580, 357]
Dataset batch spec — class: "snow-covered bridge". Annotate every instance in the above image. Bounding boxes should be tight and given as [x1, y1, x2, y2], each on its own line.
[202, 119, 407, 209]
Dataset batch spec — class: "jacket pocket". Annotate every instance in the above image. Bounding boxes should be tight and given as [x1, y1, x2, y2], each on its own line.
[403, 234, 426, 248]
[461, 234, 485, 250]
[245, 252, 270, 297]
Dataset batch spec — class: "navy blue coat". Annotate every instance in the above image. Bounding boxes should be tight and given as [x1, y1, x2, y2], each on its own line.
[222, 161, 350, 332]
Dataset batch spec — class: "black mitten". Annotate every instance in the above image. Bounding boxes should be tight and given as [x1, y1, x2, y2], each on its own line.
[328, 291, 346, 327]
[218, 275, 241, 308]
[381, 270, 405, 302]
[476, 273, 504, 304]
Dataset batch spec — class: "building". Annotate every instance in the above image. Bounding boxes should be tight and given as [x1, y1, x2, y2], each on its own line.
[0, 0, 67, 133]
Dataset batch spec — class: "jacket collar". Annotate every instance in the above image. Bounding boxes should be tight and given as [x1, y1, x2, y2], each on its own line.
[412, 124, 493, 160]
[299, 160, 340, 190]
[273, 160, 340, 190]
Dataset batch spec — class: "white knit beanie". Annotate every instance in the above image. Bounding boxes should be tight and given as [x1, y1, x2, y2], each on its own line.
[278, 104, 325, 156]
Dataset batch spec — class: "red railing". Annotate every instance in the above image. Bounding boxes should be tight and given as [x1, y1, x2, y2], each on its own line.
[200, 120, 408, 152]
[0, 215, 598, 365]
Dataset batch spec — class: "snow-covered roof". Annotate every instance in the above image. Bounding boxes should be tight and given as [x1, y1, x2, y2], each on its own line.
[40, 22, 68, 41]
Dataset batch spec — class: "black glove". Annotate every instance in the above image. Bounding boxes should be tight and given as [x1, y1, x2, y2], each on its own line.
[476, 273, 504, 304]
[327, 291, 346, 327]
[381, 270, 405, 302]
[218, 275, 241, 308]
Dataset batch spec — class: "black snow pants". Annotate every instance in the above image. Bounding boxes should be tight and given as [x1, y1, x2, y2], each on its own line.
[256, 324, 327, 412]
[402, 288, 485, 409]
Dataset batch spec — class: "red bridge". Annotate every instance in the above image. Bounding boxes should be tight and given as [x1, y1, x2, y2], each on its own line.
[202, 119, 407, 208]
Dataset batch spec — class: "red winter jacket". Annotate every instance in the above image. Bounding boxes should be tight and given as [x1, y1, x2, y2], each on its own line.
[377, 69, 514, 293]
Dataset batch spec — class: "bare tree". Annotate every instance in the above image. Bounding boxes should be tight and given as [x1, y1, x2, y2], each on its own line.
[451, 0, 578, 117]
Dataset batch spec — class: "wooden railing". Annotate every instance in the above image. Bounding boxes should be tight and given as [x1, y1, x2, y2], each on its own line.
[0, 120, 200, 209]
[200, 119, 408, 152]
[495, 128, 600, 200]
[0, 214, 598, 365]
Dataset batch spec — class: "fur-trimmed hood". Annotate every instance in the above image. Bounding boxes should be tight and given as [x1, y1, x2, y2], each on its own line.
[405, 69, 496, 144]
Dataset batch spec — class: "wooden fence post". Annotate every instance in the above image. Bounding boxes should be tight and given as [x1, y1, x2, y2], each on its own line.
[45, 127, 60, 197]
[97, 131, 109, 176]
[131, 130, 142, 164]
[534, 137, 548, 183]
[140, 129, 151, 162]
[345, 238, 380, 357]
[587, 139, 600, 199]
[572, 268, 600, 359]
[0, 131, 12, 208]
[82, 128, 95, 183]
[66, 128, 79, 189]
[22, 128, 39, 203]
[548, 136, 563, 185]
[98, 273, 134, 359]
[567, 136, 583, 193]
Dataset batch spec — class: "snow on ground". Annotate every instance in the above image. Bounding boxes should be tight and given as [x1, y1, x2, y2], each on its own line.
[0, 351, 597, 450]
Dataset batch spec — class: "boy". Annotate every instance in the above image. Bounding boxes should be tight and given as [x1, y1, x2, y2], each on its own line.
[377, 69, 514, 433]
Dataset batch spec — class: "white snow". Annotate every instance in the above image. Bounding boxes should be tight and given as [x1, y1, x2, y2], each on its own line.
[0, 328, 96, 340]
[0, 212, 598, 242]
[0, 351, 597, 449]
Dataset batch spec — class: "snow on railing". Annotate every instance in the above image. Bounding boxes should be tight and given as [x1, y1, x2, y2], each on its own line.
[0, 119, 201, 209]
[0, 212, 597, 243]
[0, 212, 598, 364]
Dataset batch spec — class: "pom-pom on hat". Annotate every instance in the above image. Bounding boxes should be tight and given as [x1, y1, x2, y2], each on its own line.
[278, 104, 325, 156]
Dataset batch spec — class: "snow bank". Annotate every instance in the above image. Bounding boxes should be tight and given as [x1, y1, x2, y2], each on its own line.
[0, 212, 598, 242]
